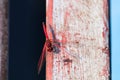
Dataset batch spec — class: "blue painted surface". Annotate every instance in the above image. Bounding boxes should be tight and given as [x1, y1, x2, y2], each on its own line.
[9, 0, 46, 80]
[111, 0, 120, 80]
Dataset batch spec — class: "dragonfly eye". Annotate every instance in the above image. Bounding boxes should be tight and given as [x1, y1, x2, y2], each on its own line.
[47, 47, 53, 52]
[46, 40, 52, 47]
[47, 42, 52, 47]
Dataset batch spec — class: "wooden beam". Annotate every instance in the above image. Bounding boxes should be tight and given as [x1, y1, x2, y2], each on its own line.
[46, 0, 109, 80]
[0, 0, 8, 80]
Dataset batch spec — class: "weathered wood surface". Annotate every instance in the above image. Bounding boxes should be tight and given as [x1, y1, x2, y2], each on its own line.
[0, 0, 8, 80]
[46, 0, 109, 80]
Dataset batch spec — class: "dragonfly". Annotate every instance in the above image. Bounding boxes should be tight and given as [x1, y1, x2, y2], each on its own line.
[38, 22, 61, 74]
[38, 22, 80, 74]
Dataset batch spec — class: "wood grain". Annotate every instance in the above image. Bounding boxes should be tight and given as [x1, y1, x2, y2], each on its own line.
[46, 0, 109, 80]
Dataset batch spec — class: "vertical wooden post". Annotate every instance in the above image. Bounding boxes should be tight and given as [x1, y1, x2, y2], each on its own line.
[46, 0, 109, 80]
[0, 0, 8, 80]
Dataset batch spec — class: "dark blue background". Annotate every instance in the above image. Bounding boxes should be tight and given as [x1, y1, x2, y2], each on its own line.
[9, 0, 46, 80]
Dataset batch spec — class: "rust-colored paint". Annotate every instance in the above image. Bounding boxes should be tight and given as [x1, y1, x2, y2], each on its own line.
[46, 0, 53, 26]
[63, 58, 72, 62]
[46, 0, 54, 80]
[46, 0, 110, 80]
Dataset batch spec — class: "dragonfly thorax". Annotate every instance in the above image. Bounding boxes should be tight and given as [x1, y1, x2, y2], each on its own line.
[46, 39, 60, 53]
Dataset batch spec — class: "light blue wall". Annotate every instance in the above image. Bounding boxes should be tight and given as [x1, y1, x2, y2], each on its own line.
[111, 0, 120, 80]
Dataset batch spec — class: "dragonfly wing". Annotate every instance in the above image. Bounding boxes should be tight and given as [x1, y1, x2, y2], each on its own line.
[48, 24, 56, 40]
[61, 46, 80, 62]
[42, 22, 49, 39]
[38, 42, 46, 74]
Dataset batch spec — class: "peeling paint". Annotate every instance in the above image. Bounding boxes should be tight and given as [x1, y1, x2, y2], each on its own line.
[46, 0, 110, 80]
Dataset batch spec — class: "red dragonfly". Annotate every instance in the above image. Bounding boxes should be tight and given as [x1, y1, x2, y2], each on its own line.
[38, 22, 61, 74]
[38, 22, 79, 74]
